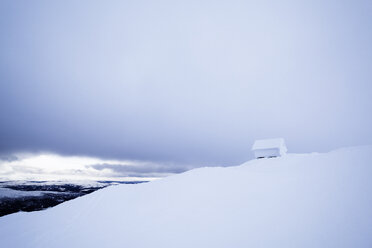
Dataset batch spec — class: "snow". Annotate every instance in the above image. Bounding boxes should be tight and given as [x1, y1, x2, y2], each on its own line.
[252, 138, 286, 150]
[0, 188, 45, 198]
[0, 188, 77, 198]
[0, 181, 106, 199]
[0, 180, 107, 188]
[1, 146, 372, 248]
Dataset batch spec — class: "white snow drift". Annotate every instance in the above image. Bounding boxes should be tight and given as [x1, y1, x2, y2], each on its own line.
[0, 146, 372, 248]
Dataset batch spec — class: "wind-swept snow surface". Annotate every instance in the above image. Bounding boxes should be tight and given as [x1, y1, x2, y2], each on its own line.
[1, 146, 372, 248]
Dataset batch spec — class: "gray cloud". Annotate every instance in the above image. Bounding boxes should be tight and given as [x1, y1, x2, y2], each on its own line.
[0, 155, 19, 162]
[0, 0, 371, 167]
[0, 152, 189, 180]
[87, 163, 190, 178]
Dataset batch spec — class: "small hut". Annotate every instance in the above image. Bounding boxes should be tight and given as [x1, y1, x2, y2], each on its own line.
[252, 138, 287, 159]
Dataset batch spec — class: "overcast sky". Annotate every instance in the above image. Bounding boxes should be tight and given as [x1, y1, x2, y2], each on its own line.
[1, 0, 371, 178]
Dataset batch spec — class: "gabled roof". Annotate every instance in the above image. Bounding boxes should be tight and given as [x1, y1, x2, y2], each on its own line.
[252, 138, 286, 150]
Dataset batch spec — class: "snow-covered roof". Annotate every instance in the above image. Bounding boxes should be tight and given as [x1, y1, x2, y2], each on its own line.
[252, 138, 286, 150]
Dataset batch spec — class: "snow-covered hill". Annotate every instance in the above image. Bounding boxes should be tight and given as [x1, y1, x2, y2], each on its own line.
[1, 146, 372, 248]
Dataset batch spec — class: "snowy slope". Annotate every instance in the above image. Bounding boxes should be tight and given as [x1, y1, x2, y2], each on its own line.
[1, 146, 372, 248]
